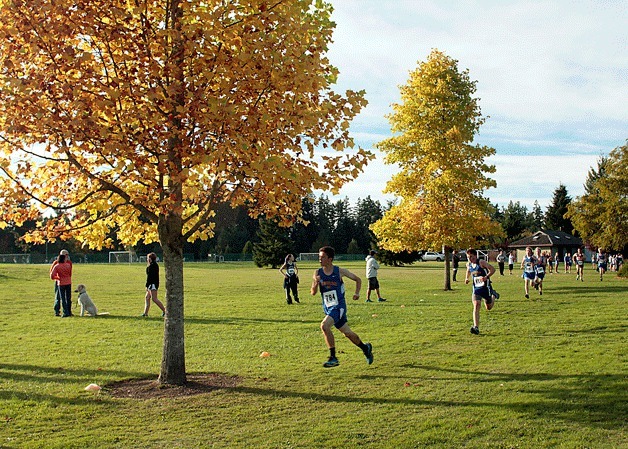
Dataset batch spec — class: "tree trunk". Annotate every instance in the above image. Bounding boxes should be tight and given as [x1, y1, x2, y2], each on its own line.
[158, 214, 186, 385]
[158, 0, 186, 386]
[443, 245, 452, 291]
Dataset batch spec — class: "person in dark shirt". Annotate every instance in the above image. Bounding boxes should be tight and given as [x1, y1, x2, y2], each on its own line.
[142, 252, 165, 317]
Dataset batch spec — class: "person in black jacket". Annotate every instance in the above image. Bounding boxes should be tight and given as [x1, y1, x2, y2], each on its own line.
[142, 252, 166, 317]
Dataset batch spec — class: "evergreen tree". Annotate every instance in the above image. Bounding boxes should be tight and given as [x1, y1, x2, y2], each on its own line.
[253, 219, 293, 268]
[531, 201, 544, 231]
[347, 238, 361, 254]
[501, 201, 531, 241]
[354, 196, 384, 253]
[544, 184, 573, 233]
[291, 196, 318, 254]
[330, 198, 355, 253]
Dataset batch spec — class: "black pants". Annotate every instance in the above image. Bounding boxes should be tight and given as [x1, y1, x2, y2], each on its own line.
[284, 277, 299, 304]
[498, 262, 505, 275]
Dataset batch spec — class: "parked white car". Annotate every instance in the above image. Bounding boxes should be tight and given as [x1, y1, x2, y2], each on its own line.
[420, 251, 445, 262]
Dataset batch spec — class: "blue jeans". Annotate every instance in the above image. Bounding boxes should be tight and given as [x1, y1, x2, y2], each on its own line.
[53, 284, 61, 315]
[56, 284, 72, 317]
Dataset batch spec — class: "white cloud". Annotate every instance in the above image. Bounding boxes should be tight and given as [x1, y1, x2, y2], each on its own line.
[322, 0, 627, 209]
[322, 152, 600, 212]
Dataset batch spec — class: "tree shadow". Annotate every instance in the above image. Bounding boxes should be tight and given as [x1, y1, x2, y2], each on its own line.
[0, 363, 152, 405]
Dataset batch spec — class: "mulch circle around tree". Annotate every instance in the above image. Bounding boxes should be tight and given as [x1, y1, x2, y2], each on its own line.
[106, 373, 241, 400]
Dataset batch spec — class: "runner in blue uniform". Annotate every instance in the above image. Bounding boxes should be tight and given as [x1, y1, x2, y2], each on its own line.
[533, 247, 547, 295]
[311, 246, 374, 368]
[520, 246, 537, 299]
[465, 248, 497, 335]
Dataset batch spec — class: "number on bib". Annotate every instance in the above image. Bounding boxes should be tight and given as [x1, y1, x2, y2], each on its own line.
[473, 276, 485, 288]
[322, 290, 339, 307]
[536, 266, 544, 274]
[525, 263, 534, 273]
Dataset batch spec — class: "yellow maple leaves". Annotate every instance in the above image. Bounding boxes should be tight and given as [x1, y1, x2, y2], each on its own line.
[0, 0, 371, 248]
[372, 49, 503, 253]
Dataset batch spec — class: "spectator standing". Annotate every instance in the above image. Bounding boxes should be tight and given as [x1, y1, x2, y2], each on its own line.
[452, 251, 461, 282]
[49, 249, 71, 316]
[279, 254, 300, 304]
[508, 251, 515, 275]
[365, 250, 386, 302]
[496, 249, 506, 276]
[50, 253, 73, 317]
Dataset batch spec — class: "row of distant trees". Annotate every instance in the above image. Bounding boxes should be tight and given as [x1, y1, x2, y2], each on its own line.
[0, 182, 586, 263]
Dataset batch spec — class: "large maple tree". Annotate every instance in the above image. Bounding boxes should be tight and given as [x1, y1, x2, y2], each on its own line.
[371, 49, 502, 290]
[0, 0, 372, 384]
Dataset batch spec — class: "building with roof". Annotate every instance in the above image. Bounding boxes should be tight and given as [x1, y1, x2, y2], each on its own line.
[509, 230, 585, 262]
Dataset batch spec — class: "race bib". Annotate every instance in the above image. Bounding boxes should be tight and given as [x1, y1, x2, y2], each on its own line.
[473, 276, 485, 288]
[536, 266, 544, 274]
[524, 263, 534, 273]
[322, 290, 339, 307]
[287, 267, 295, 275]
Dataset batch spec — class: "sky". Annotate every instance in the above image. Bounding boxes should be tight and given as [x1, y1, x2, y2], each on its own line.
[318, 0, 627, 211]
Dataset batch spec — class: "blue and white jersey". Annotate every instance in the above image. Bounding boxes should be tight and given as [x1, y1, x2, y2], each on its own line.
[317, 266, 346, 315]
[522, 256, 536, 279]
[535, 255, 546, 277]
[597, 253, 607, 266]
[467, 262, 489, 296]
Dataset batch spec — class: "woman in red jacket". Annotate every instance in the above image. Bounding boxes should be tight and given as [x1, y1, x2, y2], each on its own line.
[50, 253, 73, 317]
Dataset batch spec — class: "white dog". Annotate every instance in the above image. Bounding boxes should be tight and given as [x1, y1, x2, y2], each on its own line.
[75, 284, 98, 317]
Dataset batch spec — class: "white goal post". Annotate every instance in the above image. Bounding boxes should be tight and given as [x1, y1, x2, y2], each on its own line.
[298, 253, 320, 261]
[0, 253, 31, 264]
[108, 251, 138, 263]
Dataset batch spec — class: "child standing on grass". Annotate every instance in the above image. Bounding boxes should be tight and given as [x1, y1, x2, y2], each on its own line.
[142, 252, 165, 317]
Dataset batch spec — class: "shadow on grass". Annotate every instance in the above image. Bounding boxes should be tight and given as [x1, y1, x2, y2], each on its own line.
[550, 284, 628, 295]
[0, 363, 153, 404]
[225, 367, 627, 431]
[370, 363, 627, 430]
[93, 314, 320, 326]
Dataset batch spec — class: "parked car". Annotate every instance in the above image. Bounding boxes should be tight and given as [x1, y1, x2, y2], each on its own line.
[420, 251, 445, 262]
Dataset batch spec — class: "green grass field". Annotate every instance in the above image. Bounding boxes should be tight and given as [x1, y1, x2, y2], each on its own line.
[0, 261, 626, 448]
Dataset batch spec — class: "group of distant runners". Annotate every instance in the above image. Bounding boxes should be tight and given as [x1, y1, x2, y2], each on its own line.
[279, 244, 622, 368]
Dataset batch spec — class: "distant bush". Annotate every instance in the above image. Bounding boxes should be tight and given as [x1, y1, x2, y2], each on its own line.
[618, 263, 628, 278]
